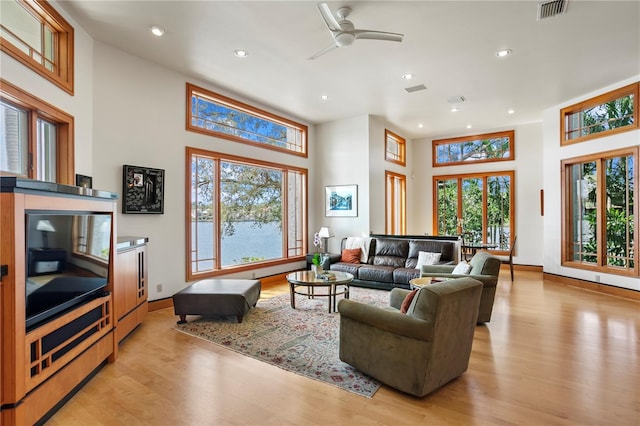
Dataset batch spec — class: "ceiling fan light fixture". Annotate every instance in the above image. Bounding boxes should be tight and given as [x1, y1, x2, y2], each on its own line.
[335, 32, 355, 47]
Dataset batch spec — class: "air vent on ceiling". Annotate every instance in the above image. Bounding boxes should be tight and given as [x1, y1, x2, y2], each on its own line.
[537, 0, 568, 20]
[404, 84, 427, 94]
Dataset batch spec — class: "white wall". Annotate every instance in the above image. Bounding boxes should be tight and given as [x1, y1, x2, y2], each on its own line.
[542, 76, 640, 292]
[411, 122, 544, 267]
[90, 42, 314, 300]
[315, 115, 370, 252]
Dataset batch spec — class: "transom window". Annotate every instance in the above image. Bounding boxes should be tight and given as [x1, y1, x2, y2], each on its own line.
[1, 79, 74, 184]
[561, 147, 637, 275]
[187, 83, 307, 157]
[186, 147, 307, 280]
[385, 129, 406, 166]
[434, 171, 514, 253]
[433, 130, 514, 167]
[561, 83, 638, 146]
[0, 0, 74, 94]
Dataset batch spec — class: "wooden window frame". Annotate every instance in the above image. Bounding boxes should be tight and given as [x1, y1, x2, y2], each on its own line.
[0, 0, 75, 95]
[185, 146, 307, 281]
[0, 78, 74, 184]
[432, 170, 515, 255]
[186, 83, 308, 157]
[560, 147, 638, 276]
[385, 170, 406, 234]
[560, 83, 638, 146]
[385, 129, 406, 166]
[432, 130, 515, 167]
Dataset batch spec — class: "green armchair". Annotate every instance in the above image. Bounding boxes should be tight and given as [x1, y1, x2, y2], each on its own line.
[420, 250, 501, 322]
[337, 278, 482, 397]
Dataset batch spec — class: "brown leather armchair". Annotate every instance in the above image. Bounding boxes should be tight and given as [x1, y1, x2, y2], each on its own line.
[337, 277, 482, 397]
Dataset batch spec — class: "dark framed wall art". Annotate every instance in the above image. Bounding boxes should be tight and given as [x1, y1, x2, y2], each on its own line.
[122, 165, 165, 214]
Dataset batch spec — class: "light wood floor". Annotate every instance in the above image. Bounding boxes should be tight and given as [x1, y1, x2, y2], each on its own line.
[47, 270, 639, 425]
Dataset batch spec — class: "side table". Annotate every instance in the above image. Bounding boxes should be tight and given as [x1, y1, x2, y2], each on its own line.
[305, 253, 342, 270]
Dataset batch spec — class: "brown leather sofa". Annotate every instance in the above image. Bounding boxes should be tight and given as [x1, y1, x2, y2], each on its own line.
[330, 235, 459, 290]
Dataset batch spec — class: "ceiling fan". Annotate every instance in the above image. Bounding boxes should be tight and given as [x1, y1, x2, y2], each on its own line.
[309, 3, 404, 60]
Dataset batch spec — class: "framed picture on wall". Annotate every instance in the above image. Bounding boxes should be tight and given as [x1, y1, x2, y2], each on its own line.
[325, 184, 358, 217]
[75, 174, 92, 189]
[122, 165, 165, 214]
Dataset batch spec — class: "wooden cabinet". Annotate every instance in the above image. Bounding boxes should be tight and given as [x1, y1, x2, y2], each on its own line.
[114, 238, 148, 343]
[0, 179, 117, 425]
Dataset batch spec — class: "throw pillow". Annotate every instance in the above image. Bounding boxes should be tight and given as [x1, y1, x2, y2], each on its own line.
[341, 248, 361, 264]
[400, 289, 419, 314]
[452, 261, 472, 275]
[416, 251, 441, 269]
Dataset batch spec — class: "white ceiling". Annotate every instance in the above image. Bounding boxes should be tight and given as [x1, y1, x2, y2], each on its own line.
[58, 0, 640, 139]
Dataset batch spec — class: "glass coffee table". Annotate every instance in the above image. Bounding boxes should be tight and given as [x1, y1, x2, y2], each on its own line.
[286, 270, 354, 313]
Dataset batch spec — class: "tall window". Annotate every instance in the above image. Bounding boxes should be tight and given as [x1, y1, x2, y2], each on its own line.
[385, 129, 406, 166]
[0, 0, 74, 94]
[186, 147, 307, 280]
[561, 83, 638, 146]
[385, 171, 406, 234]
[187, 83, 307, 156]
[434, 171, 514, 253]
[1, 79, 74, 184]
[433, 130, 514, 167]
[562, 147, 637, 275]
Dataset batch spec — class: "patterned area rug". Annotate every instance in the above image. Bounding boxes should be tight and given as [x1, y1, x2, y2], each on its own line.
[173, 286, 389, 398]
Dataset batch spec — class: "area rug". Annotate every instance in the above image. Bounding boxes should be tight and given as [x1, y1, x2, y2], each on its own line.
[173, 286, 389, 398]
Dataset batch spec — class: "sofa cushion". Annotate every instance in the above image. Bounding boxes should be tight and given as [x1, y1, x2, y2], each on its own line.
[416, 251, 441, 269]
[330, 262, 363, 277]
[357, 265, 395, 283]
[452, 261, 472, 275]
[405, 240, 456, 268]
[372, 239, 408, 268]
[341, 248, 361, 264]
[393, 267, 421, 286]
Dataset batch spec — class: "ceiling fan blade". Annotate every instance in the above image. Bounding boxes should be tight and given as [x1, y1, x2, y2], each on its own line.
[308, 42, 339, 60]
[353, 30, 404, 42]
[317, 3, 341, 32]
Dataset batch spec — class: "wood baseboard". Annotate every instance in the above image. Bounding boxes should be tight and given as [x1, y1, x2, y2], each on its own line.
[543, 272, 640, 302]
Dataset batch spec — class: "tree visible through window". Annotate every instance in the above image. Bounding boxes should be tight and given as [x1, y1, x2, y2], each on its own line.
[562, 147, 637, 274]
[433, 130, 514, 167]
[434, 171, 514, 252]
[186, 147, 306, 279]
[187, 83, 307, 156]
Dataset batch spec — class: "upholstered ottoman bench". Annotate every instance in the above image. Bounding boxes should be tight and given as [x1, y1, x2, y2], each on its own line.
[173, 279, 261, 324]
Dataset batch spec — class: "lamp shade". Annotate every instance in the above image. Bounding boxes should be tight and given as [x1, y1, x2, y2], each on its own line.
[36, 220, 56, 232]
[318, 227, 332, 238]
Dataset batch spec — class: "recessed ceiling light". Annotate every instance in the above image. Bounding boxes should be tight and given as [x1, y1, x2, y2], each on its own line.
[496, 49, 512, 57]
[466, 124, 472, 129]
[234, 49, 248, 58]
[451, 107, 460, 112]
[418, 123, 423, 128]
[150, 26, 165, 37]
[402, 73, 413, 80]
[507, 108, 515, 114]
[321, 95, 328, 101]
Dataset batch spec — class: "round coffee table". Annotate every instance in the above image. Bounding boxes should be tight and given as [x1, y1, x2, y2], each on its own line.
[409, 277, 452, 290]
[286, 270, 354, 313]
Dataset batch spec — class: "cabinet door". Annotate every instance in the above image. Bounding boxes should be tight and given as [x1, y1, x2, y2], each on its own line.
[115, 248, 138, 320]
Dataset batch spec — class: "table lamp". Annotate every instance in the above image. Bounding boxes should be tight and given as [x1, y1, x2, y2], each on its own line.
[318, 226, 333, 253]
[36, 219, 56, 249]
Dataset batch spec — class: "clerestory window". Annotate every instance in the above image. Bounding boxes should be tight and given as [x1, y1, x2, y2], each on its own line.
[186, 147, 307, 280]
[187, 83, 307, 157]
[561, 83, 638, 146]
[385, 129, 406, 166]
[433, 130, 514, 167]
[0, 0, 74, 94]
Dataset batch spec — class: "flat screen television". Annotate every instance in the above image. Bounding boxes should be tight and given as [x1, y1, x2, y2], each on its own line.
[25, 211, 112, 330]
